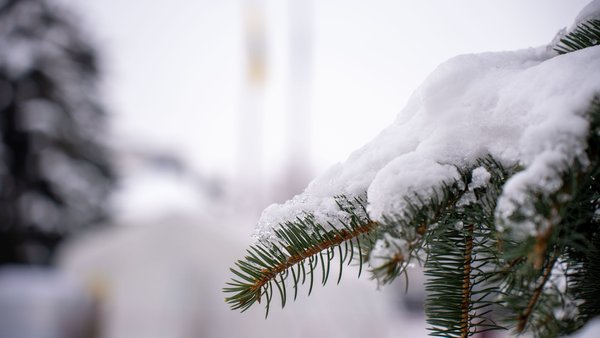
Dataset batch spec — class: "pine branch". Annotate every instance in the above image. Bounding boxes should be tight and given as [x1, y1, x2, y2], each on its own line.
[425, 158, 510, 337]
[560, 99, 600, 330]
[371, 176, 471, 285]
[222, 11, 600, 335]
[253, 220, 376, 295]
[460, 224, 474, 338]
[554, 19, 600, 54]
[224, 195, 377, 315]
[516, 253, 558, 333]
[573, 232, 600, 321]
[425, 220, 503, 338]
[497, 99, 600, 337]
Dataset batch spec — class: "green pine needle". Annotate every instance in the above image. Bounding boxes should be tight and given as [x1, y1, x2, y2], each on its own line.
[223, 195, 376, 315]
[223, 57, 600, 338]
[554, 19, 600, 54]
[424, 158, 509, 337]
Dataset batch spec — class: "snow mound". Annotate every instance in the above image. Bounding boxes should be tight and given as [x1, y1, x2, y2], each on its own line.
[571, 0, 600, 31]
[256, 10, 600, 241]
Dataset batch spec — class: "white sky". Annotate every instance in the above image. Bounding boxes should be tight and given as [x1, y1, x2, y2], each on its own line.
[63, 0, 589, 180]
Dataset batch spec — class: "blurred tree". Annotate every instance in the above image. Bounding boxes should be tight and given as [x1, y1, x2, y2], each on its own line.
[0, 0, 114, 265]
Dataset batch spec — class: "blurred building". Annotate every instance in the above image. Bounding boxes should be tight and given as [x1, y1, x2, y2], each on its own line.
[59, 215, 425, 338]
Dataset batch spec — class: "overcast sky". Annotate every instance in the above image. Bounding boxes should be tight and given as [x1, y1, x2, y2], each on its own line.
[63, 0, 589, 180]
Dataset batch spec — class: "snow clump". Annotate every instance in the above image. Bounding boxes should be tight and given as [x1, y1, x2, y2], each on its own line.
[256, 3, 600, 242]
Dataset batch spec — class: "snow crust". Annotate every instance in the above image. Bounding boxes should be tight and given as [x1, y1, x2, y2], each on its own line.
[571, 0, 600, 32]
[569, 317, 600, 338]
[369, 234, 409, 272]
[256, 11, 600, 241]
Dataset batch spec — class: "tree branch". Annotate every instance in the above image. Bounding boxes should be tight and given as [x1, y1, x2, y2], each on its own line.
[461, 223, 474, 338]
[516, 253, 558, 333]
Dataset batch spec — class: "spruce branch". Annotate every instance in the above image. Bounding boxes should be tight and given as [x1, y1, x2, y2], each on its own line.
[516, 252, 558, 333]
[558, 98, 600, 331]
[425, 220, 504, 338]
[497, 98, 600, 337]
[554, 19, 600, 54]
[573, 232, 600, 322]
[460, 223, 474, 338]
[425, 158, 510, 337]
[222, 10, 600, 334]
[224, 195, 377, 315]
[371, 175, 471, 285]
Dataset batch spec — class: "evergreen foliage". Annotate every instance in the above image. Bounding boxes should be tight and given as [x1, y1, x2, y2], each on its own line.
[554, 19, 600, 54]
[225, 19, 600, 337]
[423, 158, 510, 337]
[224, 195, 376, 316]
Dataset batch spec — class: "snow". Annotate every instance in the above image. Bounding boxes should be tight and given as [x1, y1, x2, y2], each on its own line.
[571, 0, 600, 31]
[256, 6, 600, 242]
[456, 166, 492, 207]
[569, 317, 600, 338]
[369, 233, 409, 275]
[470, 166, 491, 190]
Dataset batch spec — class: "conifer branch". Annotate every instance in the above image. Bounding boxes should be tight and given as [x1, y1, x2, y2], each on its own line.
[532, 223, 555, 270]
[224, 195, 378, 315]
[460, 223, 474, 338]
[573, 232, 600, 322]
[222, 10, 600, 334]
[247, 220, 376, 298]
[425, 157, 510, 337]
[554, 19, 600, 54]
[372, 178, 471, 285]
[516, 253, 558, 333]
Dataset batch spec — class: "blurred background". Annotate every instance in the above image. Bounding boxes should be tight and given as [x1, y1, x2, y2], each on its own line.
[0, 0, 589, 337]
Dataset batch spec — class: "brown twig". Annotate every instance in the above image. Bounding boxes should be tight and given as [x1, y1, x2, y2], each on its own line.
[461, 223, 475, 338]
[248, 221, 378, 302]
[516, 253, 558, 333]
